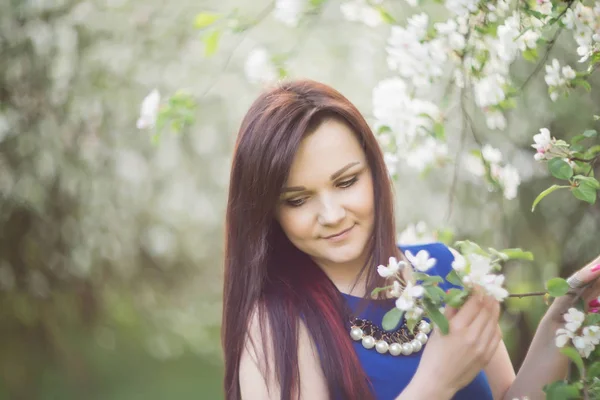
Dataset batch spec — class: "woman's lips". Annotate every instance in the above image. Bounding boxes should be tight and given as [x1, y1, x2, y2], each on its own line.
[323, 224, 355, 242]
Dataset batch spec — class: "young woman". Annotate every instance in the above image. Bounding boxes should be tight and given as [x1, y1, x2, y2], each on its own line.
[222, 79, 600, 400]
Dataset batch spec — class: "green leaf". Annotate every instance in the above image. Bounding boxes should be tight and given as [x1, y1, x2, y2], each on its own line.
[499, 248, 534, 261]
[424, 285, 446, 303]
[572, 180, 598, 204]
[375, 6, 396, 24]
[433, 122, 445, 140]
[573, 79, 592, 92]
[560, 347, 585, 377]
[573, 175, 600, 189]
[194, 12, 221, 29]
[382, 308, 403, 331]
[370, 285, 393, 298]
[546, 277, 570, 297]
[522, 48, 538, 62]
[424, 299, 449, 335]
[549, 158, 574, 180]
[203, 29, 221, 57]
[585, 313, 600, 325]
[543, 380, 582, 400]
[444, 288, 469, 308]
[587, 361, 600, 380]
[445, 270, 463, 287]
[531, 185, 570, 211]
[583, 129, 598, 138]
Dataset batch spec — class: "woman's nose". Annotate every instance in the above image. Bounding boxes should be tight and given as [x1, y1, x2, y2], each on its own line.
[317, 197, 346, 226]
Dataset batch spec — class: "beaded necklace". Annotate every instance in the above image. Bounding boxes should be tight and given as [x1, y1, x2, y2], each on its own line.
[349, 316, 431, 356]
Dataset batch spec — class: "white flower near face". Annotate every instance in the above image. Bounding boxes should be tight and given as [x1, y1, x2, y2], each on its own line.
[244, 47, 278, 85]
[405, 250, 437, 272]
[397, 221, 436, 245]
[136, 89, 161, 130]
[465, 253, 493, 283]
[448, 247, 466, 272]
[406, 306, 424, 321]
[377, 256, 407, 278]
[555, 328, 574, 348]
[388, 280, 402, 298]
[499, 164, 521, 200]
[481, 273, 509, 301]
[573, 335, 595, 358]
[395, 281, 425, 311]
[273, 0, 305, 27]
[564, 307, 585, 332]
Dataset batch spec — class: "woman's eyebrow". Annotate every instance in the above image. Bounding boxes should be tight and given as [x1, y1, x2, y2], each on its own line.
[281, 161, 361, 193]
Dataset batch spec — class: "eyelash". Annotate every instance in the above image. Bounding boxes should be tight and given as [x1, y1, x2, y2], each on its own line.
[285, 176, 359, 208]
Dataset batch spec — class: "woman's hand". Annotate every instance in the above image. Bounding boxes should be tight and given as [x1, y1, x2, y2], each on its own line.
[544, 253, 600, 325]
[414, 288, 502, 396]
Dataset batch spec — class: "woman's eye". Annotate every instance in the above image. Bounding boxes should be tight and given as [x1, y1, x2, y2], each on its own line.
[337, 177, 358, 188]
[286, 198, 307, 207]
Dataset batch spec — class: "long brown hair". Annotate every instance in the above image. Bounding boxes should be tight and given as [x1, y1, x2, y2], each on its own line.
[222, 80, 399, 399]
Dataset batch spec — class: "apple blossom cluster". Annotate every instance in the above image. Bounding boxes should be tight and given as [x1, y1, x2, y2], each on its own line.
[448, 248, 509, 301]
[562, 2, 600, 63]
[555, 307, 600, 358]
[372, 78, 448, 173]
[544, 59, 577, 102]
[340, 0, 384, 27]
[465, 144, 521, 200]
[273, 0, 306, 27]
[530, 127, 574, 162]
[244, 47, 279, 85]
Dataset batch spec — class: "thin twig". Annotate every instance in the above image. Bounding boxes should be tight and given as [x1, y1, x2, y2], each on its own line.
[506, 291, 547, 298]
[199, 1, 275, 98]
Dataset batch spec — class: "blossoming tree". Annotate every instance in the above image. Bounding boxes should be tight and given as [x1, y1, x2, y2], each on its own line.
[139, 0, 600, 397]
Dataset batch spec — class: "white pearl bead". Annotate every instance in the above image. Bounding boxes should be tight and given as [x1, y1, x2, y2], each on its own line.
[401, 343, 413, 356]
[419, 321, 431, 334]
[350, 327, 363, 341]
[411, 340, 422, 352]
[375, 340, 389, 354]
[389, 343, 402, 356]
[362, 335, 375, 349]
[416, 332, 428, 344]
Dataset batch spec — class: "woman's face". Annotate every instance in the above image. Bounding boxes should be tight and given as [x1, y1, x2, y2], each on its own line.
[275, 118, 375, 273]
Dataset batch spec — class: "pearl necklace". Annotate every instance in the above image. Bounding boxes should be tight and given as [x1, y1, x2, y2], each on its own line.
[349, 316, 431, 356]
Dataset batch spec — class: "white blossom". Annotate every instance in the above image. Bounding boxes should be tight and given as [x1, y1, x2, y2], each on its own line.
[573, 335, 595, 358]
[274, 0, 305, 27]
[480, 274, 509, 301]
[377, 256, 407, 278]
[485, 110, 507, 131]
[482, 144, 503, 164]
[448, 247, 466, 272]
[555, 328, 574, 348]
[397, 222, 436, 245]
[388, 280, 402, 298]
[340, 0, 383, 27]
[404, 249, 437, 272]
[244, 47, 278, 85]
[474, 74, 506, 108]
[499, 164, 521, 200]
[564, 308, 585, 332]
[136, 89, 161, 130]
[395, 281, 425, 311]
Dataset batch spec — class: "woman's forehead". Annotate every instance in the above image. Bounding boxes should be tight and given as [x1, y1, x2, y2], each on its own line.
[286, 119, 367, 182]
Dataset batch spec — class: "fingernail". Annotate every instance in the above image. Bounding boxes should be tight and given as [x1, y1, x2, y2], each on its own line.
[592, 264, 600, 272]
[590, 299, 600, 308]
[589, 308, 600, 314]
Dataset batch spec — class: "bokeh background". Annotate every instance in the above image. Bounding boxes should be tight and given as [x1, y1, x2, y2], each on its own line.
[1, 0, 599, 399]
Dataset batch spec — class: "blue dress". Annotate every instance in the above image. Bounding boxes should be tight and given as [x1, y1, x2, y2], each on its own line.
[341, 242, 493, 400]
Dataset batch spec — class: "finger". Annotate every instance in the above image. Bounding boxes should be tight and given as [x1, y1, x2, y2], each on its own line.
[482, 326, 503, 363]
[572, 259, 600, 286]
[451, 289, 484, 329]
